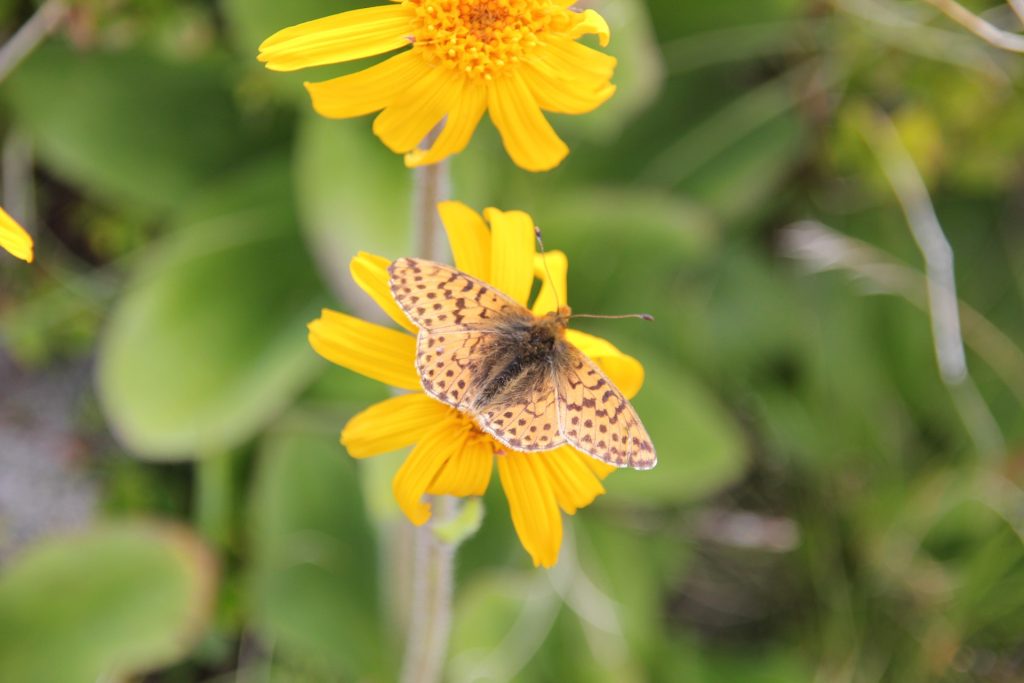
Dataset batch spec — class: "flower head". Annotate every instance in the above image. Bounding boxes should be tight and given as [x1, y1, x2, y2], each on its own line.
[259, 1, 617, 172]
[0, 207, 33, 263]
[308, 202, 645, 566]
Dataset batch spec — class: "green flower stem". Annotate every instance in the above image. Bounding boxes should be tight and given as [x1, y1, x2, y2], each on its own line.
[400, 153, 456, 683]
[401, 496, 457, 683]
[413, 156, 450, 261]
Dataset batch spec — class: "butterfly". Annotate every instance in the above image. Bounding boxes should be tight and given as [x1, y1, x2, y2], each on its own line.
[388, 257, 656, 470]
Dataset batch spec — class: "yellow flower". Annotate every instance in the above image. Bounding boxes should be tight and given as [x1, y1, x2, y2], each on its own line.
[308, 202, 645, 567]
[0, 207, 33, 263]
[259, 1, 616, 172]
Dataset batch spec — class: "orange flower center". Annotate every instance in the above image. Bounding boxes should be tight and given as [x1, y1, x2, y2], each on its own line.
[409, 0, 571, 80]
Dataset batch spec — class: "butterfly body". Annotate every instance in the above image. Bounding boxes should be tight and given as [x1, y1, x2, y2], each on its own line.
[388, 257, 656, 470]
[470, 309, 567, 409]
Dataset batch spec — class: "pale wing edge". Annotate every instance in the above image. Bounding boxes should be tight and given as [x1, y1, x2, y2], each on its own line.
[555, 350, 657, 471]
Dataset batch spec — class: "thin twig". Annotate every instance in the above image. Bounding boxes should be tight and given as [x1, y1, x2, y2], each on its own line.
[780, 221, 1024, 405]
[1011, 0, 1024, 25]
[922, 0, 1024, 52]
[858, 107, 967, 386]
[836, 0, 1008, 81]
[780, 221, 1008, 457]
[0, 0, 67, 85]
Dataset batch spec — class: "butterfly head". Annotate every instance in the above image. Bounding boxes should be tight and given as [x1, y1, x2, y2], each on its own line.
[541, 305, 572, 325]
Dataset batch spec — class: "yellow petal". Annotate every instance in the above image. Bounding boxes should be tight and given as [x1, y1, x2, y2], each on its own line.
[393, 419, 466, 525]
[350, 252, 418, 334]
[305, 51, 427, 119]
[498, 452, 563, 568]
[484, 207, 535, 306]
[342, 393, 449, 458]
[542, 36, 617, 85]
[427, 433, 494, 497]
[308, 308, 420, 390]
[565, 329, 645, 399]
[488, 73, 569, 172]
[520, 63, 616, 115]
[565, 329, 625, 359]
[580, 454, 617, 480]
[570, 9, 612, 47]
[537, 446, 607, 515]
[0, 207, 33, 263]
[438, 201, 491, 282]
[531, 250, 568, 315]
[258, 5, 415, 72]
[405, 80, 488, 167]
[373, 68, 464, 154]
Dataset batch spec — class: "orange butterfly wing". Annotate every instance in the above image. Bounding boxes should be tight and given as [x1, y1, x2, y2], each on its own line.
[474, 367, 565, 453]
[413, 329, 492, 410]
[389, 257, 564, 452]
[388, 257, 655, 468]
[388, 257, 525, 331]
[556, 345, 657, 470]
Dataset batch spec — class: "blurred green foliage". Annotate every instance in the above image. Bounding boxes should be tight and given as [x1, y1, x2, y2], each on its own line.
[1, 0, 1024, 681]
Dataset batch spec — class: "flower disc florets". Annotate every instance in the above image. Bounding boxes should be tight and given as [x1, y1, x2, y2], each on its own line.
[412, 0, 569, 80]
[258, 0, 615, 170]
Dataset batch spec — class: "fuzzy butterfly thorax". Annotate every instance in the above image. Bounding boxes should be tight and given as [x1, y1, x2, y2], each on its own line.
[388, 257, 656, 470]
[470, 308, 570, 409]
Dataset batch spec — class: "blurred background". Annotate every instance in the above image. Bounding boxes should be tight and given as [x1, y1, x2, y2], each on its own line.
[1, 0, 1024, 681]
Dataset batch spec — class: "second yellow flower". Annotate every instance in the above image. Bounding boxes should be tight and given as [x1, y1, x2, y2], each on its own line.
[259, 0, 617, 172]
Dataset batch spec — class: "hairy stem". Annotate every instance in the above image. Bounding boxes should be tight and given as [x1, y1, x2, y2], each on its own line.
[413, 156, 450, 261]
[399, 151, 454, 683]
[400, 497, 457, 683]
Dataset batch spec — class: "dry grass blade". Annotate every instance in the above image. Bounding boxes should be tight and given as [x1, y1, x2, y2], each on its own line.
[923, 0, 1024, 52]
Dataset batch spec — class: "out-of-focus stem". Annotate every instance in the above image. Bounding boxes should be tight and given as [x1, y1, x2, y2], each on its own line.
[1011, 0, 1024, 25]
[0, 1, 67, 85]
[858, 107, 967, 386]
[400, 497, 457, 683]
[923, 0, 1024, 52]
[399, 149, 454, 683]
[413, 157, 450, 261]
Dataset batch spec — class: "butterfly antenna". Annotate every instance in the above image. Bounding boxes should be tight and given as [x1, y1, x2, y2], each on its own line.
[534, 225, 563, 311]
[571, 313, 655, 322]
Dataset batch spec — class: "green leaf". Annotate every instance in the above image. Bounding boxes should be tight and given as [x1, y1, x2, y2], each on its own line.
[247, 426, 387, 679]
[449, 571, 562, 683]
[294, 113, 413, 299]
[97, 158, 325, 460]
[575, 518, 678, 660]
[434, 498, 485, 545]
[639, 70, 808, 224]
[536, 187, 718, 268]
[0, 524, 216, 683]
[648, 0, 807, 41]
[606, 347, 748, 504]
[3, 42, 260, 211]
